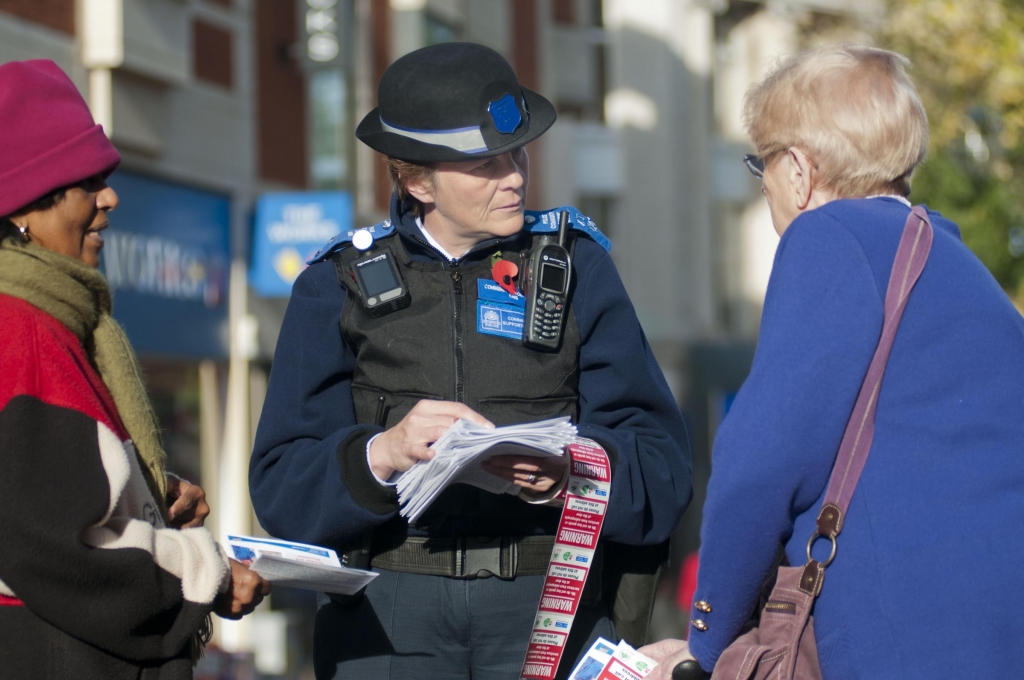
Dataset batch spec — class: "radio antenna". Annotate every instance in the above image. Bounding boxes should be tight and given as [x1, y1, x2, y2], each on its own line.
[557, 210, 569, 249]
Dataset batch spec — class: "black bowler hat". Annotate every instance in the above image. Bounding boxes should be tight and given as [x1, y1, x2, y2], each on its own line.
[356, 42, 556, 163]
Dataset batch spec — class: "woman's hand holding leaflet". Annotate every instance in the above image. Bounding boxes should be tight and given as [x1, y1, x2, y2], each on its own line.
[214, 559, 272, 620]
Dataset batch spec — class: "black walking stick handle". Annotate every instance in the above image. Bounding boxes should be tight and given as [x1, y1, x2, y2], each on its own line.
[671, 659, 710, 680]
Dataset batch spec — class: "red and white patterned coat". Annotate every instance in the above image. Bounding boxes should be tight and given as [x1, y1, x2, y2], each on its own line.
[0, 293, 229, 679]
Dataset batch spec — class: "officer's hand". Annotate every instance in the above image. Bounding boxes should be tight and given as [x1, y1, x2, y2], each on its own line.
[213, 559, 272, 620]
[481, 453, 569, 495]
[369, 400, 494, 481]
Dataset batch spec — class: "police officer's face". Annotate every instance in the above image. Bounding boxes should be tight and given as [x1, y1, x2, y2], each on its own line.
[411, 147, 529, 250]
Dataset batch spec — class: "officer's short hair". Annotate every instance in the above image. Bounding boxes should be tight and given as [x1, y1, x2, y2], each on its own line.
[743, 43, 928, 198]
[386, 157, 436, 218]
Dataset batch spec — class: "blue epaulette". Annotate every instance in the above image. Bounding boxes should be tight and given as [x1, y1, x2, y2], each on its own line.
[307, 219, 396, 264]
[523, 206, 611, 252]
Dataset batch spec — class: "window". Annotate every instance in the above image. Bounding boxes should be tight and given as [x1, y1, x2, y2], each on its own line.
[309, 69, 350, 188]
[193, 20, 234, 88]
[0, 0, 74, 35]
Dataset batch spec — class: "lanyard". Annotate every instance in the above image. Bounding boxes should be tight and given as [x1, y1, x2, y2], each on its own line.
[520, 438, 613, 680]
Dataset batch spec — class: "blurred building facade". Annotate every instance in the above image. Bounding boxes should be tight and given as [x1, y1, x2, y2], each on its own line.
[0, 0, 880, 672]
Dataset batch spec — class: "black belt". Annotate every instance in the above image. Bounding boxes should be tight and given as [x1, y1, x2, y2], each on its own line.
[370, 535, 556, 579]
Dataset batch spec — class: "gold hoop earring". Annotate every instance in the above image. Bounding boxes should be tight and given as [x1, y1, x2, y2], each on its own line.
[17, 225, 29, 243]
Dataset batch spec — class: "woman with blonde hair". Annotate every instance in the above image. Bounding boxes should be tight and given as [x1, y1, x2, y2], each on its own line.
[642, 44, 1024, 678]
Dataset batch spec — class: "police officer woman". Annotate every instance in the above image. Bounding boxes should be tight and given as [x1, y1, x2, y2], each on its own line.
[250, 42, 691, 680]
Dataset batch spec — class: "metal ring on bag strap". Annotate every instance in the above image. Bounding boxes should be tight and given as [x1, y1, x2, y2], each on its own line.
[806, 532, 837, 568]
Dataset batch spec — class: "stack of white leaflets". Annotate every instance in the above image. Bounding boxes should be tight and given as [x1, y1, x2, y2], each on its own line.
[397, 416, 577, 521]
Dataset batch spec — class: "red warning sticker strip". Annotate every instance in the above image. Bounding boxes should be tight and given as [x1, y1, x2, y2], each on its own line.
[520, 438, 612, 680]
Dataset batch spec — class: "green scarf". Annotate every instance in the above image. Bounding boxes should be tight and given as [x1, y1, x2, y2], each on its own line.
[0, 237, 168, 512]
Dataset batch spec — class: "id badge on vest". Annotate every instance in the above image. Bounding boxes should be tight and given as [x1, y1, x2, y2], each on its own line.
[477, 278, 526, 340]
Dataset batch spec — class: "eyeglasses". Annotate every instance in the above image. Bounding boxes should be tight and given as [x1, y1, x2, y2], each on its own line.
[743, 149, 814, 179]
[742, 153, 768, 179]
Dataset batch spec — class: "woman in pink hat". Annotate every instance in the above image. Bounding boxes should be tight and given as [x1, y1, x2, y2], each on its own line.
[0, 60, 269, 679]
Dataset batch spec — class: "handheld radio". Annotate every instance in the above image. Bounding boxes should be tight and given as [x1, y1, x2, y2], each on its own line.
[522, 210, 572, 351]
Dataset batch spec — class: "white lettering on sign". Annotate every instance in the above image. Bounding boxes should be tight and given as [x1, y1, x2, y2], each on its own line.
[541, 597, 574, 612]
[558, 529, 595, 547]
[268, 203, 341, 244]
[522, 664, 553, 678]
[572, 461, 607, 480]
[567, 497, 606, 516]
[306, 8, 337, 32]
[530, 631, 565, 646]
[306, 0, 339, 62]
[102, 232, 224, 307]
[549, 564, 585, 580]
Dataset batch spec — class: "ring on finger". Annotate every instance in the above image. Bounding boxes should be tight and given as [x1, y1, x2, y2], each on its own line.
[527, 472, 537, 484]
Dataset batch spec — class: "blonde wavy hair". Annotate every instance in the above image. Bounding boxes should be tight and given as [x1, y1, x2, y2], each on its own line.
[743, 43, 929, 197]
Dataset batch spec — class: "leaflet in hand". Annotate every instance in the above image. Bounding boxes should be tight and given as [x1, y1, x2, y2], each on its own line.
[568, 638, 658, 680]
[226, 535, 377, 595]
[397, 416, 577, 521]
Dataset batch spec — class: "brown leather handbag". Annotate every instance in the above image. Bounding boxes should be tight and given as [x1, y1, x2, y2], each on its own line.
[690, 207, 935, 680]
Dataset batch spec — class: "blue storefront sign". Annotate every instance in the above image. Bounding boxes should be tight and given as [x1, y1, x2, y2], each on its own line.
[100, 171, 231, 359]
[250, 192, 352, 297]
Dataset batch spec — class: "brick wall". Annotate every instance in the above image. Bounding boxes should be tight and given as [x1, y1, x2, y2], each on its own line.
[372, 0, 391, 212]
[552, 0, 575, 25]
[0, 0, 74, 35]
[255, 0, 307, 187]
[511, 0, 542, 209]
[194, 20, 234, 88]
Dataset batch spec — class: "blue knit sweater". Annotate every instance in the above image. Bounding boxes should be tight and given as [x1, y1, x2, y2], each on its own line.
[689, 198, 1024, 678]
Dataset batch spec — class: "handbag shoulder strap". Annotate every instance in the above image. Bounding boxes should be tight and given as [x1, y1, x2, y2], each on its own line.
[800, 205, 934, 596]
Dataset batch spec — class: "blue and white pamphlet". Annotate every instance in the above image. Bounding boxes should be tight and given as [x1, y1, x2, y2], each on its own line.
[226, 535, 377, 595]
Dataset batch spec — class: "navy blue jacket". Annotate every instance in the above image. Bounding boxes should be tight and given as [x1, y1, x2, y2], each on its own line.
[249, 198, 692, 550]
[689, 198, 1024, 678]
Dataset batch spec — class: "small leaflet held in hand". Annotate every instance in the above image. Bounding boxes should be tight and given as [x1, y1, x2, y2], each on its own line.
[568, 638, 658, 680]
[226, 535, 377, 595]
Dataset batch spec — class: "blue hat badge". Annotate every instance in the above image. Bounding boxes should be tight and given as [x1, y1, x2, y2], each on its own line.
[488, 93, 522, 134]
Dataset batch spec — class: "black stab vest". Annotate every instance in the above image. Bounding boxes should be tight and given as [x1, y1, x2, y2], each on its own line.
[333, 231, 581, 538]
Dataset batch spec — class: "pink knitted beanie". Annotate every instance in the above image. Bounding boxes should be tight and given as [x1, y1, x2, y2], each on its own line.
[0, 60, 121, 217]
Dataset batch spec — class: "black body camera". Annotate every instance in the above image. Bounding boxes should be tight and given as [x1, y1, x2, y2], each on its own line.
[522, 211, 572, 351]
[348, 245, 411, 318]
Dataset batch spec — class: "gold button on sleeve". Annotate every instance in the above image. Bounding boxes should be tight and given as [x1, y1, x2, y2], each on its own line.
[694, 600, 712, 613]
[691, 618, 708, 632]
